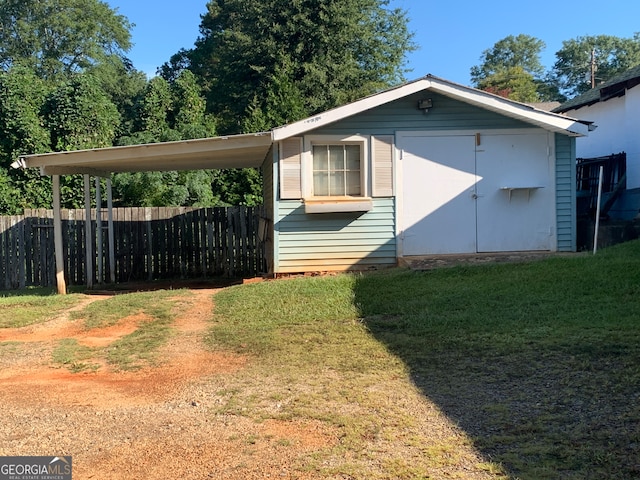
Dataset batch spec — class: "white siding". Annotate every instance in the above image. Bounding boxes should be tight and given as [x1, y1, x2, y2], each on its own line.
[567, 86, 640, 189]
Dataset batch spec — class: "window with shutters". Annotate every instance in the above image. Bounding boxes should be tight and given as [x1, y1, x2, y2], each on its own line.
[280, 134, 394, 213]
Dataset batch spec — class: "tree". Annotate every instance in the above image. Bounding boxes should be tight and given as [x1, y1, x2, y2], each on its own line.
[476, 66, 540, 103]
[471, 34, 549, 102]
[211, 168, 263, 206]
[87, 57, 148, 141]
[44, 74, 120, 152]
[112, 71, 219, 207]
[0, 0, 132, 79]
[0, 66, 53, 212]
[43, 73, 120, 208]
[158, 0, 414, 208]
[170, 70, 217, 139]
[471, 34, 546, 84]
[112, 170, 217, 207]
[162, 0, 415, 134]
[552, 34, 640, 97]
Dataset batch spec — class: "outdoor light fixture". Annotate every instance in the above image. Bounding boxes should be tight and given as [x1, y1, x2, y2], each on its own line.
[417, 98, 433, 113]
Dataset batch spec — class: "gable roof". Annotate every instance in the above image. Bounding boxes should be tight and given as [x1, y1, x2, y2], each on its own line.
[554, 64, 640, 113]
[273, 74, 590, 140]
[17, 74, 589, 176]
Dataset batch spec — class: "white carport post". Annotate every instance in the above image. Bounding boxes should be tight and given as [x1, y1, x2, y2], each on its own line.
[95, 177, 103, 284]
[106, 177, 116, 284]
[52, 175, 67, 295]
[84, 174, 94, 289]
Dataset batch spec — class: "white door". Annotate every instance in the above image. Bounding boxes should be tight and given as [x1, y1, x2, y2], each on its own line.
[398, 131, 554, 256]
[476, 133, 553, 252]
[399, 134, 478, 255]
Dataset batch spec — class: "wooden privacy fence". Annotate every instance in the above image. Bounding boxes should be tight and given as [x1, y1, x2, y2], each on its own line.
[0, 206, 266, 290]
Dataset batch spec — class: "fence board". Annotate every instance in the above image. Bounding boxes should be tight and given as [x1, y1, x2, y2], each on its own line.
[0, 206, 265, 290]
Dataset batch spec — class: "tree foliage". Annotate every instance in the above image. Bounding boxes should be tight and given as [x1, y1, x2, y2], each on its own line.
[471, 34, 548, 102]
[87, 57, 148, 140]
[472, 33, 640, 102]
[44, 74, 120, 152]
[0, 66, 52, 212]
[112, 170, 217, 207]
[476, 66, 540, 103]
[471, 34, 546, 84]
[0, 0, 132, 79]
[553, 34, 640, 97]
[157, 0, 414, 208]
[162, 0, 415, 133]
[111, 71, 220, 207]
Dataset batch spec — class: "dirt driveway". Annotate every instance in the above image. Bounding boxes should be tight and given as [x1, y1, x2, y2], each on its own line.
[0, 289, 338, 479]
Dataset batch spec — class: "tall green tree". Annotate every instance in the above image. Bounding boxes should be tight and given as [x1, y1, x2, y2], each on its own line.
[0, 0, 132, 79]
[471, 34, 546, 83]
[112, 71, 219, 207]
[471, 34, 547, 101]
[0, 66, 52, 212]
[44, 74, 120, 152]
[170, 70, 217, 139]
[162, 0, 415, 134]
[42, 73, 120, 208]
[552, 34, 640, 97]
[87, 57, 148, 141]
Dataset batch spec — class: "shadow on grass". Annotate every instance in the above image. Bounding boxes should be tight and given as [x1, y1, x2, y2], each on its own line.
[353, 258, 640, 480]
[0, 287, 59, 297]
[80, 276, 245, 295]
[0, 276, 246, 297]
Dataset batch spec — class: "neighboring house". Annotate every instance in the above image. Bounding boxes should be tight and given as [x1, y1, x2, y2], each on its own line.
[555, 65, 640, 220]
[18, 75, 589, 285]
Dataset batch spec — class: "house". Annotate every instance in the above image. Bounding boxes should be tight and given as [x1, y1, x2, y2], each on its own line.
[16, 75, 589, 292]
[554, 65, 640, 220]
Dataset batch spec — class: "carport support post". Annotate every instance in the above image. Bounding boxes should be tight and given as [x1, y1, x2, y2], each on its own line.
[107, 177, 116, 284]
[52, 175, 67, 295]
[84, 174, 94, 289]
[95, 177, 103, 284]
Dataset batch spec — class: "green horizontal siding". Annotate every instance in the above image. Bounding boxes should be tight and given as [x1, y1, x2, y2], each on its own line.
[555, 133, 576, 251]
[313, 92, 531, 136]
[275, 198, 396, 272]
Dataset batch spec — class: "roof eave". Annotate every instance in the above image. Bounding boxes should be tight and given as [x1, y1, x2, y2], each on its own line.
[273, 75, 588, 140]
[17, 132, 274, 174]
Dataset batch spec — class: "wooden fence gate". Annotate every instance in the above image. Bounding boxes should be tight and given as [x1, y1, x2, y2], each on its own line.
[0, 206, 266, 290]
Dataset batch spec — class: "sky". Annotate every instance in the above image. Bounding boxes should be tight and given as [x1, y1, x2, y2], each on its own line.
[106, 0, 640, 86]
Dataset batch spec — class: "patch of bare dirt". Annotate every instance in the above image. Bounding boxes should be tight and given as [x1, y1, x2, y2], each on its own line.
[0, 289, 338, 479]
[400, 251, 581, 270]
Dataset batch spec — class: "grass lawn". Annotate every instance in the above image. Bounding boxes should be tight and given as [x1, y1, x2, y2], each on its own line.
[0, 287, 190, 372]
[209, 240, 640, 479]
[0, 288, 83, 328]
[2, 240, 639, 478]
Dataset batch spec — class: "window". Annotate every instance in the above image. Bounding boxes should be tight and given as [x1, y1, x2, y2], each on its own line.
[295, 135, 386, 213]
[312, 144, 362, 196]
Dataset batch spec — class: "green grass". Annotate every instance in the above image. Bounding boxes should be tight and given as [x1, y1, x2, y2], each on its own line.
[61, 289, 190, 371]
[105, 308, 175, 370]
[0, 291, 83, 328]
[208, 241, 640, 479]
[52, 338, 101, 373]
[72, 289, 188, 329]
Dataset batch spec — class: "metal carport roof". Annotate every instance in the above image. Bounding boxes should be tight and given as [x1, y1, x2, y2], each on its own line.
[14, 132, 273, 176]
